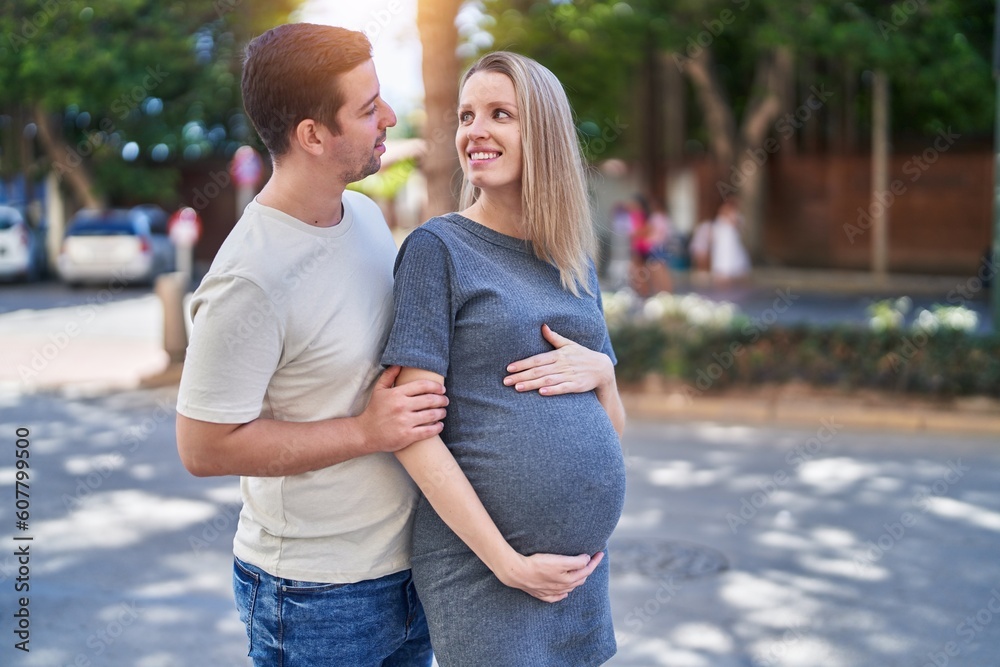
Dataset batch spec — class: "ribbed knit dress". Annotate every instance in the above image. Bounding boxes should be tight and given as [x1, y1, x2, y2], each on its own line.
[381, 214, 627, 667]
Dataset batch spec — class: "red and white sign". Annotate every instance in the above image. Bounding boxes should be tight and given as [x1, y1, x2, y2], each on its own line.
[168, 207, 202, 247]
[230, 145, 263, 188]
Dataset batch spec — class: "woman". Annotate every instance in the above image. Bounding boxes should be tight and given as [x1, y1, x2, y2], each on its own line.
[381, 52, 626, 666]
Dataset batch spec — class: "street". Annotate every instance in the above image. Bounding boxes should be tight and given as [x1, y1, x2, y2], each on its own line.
[0, 280, 153, 316]
[1, 386, 998, 666]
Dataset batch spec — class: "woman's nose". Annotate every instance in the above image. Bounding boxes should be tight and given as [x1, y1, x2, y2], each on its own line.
[467, 116, 489, 139]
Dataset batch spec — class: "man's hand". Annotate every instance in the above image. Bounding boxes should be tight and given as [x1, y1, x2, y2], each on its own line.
[356, 366, 448, 454]
[504, 325, 614, 396]
[494, 551, 605, 603]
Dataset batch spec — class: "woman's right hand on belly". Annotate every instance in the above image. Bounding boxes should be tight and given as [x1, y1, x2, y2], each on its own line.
[493, 551, 605, 603]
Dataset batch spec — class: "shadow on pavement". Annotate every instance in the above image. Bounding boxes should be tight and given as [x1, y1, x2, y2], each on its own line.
[3, 390, 1000, 666]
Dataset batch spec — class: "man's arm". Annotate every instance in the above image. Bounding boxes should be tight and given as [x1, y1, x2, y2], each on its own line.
[176, 366, 448, 477]
[503, 325, 625, 436]
[393, 367, 603, 603]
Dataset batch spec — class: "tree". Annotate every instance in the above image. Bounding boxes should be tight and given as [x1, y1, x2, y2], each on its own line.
[417, 0, 465, 216]
[0, 0, 299, 209]
[477, 0, 995, 256]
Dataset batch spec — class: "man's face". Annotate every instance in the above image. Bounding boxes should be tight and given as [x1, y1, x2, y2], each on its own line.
[328, 59, 397, 184]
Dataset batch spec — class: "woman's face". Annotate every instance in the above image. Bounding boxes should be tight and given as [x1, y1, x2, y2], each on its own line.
[456, 71, 523, 196]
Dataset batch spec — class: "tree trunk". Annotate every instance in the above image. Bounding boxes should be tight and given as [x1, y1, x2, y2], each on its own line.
[683, 47, 790, 260]
[32, 105, 102, 210]
[871, 69, 890, 279]
[736, 48, 792, 259]
[417, 0, 463, 218]
[682, 48, 735, 169]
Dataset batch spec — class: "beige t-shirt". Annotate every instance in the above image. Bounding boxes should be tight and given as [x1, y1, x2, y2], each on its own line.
[176, 192, 418, 583]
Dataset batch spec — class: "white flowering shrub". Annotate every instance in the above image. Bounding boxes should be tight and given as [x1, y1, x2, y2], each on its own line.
[867, 297, 911, 332]
[912, 305, 979, 334]
[637, 292, 738, 329]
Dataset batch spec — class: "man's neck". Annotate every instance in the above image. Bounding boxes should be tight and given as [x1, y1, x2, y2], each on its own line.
[256, 161, 347, 228]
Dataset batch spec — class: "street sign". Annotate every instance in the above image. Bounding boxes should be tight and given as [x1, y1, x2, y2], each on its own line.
[230, 145, 263, 188]
[168, 207, 201, 247]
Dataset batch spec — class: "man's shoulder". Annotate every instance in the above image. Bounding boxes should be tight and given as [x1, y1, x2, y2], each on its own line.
[344, 189, 384, 222]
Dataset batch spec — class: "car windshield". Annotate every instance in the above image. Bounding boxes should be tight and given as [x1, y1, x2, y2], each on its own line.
[68, 219, 135, 236]
[0, 215, 21, 231]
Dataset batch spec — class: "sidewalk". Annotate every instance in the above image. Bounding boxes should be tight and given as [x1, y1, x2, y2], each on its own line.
[0, 295, 169, 396]
[3, 389, 999, 667]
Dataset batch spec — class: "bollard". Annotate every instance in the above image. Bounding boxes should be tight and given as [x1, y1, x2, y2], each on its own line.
[155, 271, 189, 365]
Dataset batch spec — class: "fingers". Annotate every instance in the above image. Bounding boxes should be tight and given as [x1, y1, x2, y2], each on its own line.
[575, 551, 604, 577]
[408, 392, 450, 411]
[506, 351, 556, 375]
[398, 379, 447, 396]
[541, 324, 573, 348]
[561, 553, 594, 571]
[376, 365, 401, 388]
[506, 373, 566, 393]
[411, 420, 445, 439]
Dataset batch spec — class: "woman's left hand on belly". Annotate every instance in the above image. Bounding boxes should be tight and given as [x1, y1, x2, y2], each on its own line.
[503, 324, 613, 396]
[495, 550, 605, 603]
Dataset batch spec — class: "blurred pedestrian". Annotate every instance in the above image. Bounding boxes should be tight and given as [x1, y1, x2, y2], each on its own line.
[689, 217, 714, 284]
[627, 195, 671, 297]
[646, 196, 674, 294]
[710, 197, 751, 286]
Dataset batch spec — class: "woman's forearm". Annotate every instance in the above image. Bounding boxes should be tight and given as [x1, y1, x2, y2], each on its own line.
[394, 435, 517, 575]
[392, 366, 602, 602]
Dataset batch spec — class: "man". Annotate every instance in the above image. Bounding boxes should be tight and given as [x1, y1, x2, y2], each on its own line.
[175, 23, 447, 666]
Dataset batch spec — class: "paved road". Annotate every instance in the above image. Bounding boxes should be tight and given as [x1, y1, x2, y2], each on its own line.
[0, 280, 153, 316]
[1, 387, 998, 666]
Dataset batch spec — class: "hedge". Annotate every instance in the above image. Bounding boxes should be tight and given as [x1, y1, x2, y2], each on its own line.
[606, 298, 1000, 398]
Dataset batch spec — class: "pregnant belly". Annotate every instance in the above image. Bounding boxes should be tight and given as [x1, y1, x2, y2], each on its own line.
[443, 395, 627, 557]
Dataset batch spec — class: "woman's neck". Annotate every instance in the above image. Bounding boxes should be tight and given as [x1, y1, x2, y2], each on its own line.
[461, 190, 524, 238]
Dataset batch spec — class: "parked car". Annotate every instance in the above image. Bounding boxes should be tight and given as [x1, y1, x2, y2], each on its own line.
[57, 207, 175, 286]
[0, 205, 45, 281]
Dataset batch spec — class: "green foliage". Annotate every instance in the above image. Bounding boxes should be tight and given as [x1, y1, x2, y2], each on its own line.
[0, 0, 299, 204]
[477, 0, 996, 153]
[348, 159, 417, 201]
[609, 318, 1000, 397]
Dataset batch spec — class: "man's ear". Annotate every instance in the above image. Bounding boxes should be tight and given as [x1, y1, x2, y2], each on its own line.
[292, 119, 326, 156]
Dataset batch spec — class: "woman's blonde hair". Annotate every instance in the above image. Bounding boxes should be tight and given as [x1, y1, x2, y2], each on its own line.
[459, 51, 595, 296]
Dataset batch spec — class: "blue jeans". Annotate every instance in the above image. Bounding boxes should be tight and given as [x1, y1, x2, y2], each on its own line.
[233, 557, 433, 667]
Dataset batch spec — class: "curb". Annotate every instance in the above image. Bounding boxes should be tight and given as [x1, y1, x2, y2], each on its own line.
[622, 390, 1000, 436]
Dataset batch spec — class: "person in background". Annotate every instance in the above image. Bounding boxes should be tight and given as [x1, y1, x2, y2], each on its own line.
[646, 196, 674, 294]
[627, 195, 671, 297]
[710, 196, 751, 286]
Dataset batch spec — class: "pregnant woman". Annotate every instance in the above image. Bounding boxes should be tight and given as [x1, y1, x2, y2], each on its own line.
[381, 51, 627, 666]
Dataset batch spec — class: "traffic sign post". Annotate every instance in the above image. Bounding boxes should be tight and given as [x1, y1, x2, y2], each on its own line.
[168, 207, 202, 286]
[230, 145, 264, 215]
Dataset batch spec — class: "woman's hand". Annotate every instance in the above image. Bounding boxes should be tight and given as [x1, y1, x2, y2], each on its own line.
[504, 325, 614, 396]
[493, 551, 605, 603]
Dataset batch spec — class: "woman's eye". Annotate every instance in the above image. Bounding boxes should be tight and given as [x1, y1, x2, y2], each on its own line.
[459, 111, 473, 123]
[494, 109, 510, 119]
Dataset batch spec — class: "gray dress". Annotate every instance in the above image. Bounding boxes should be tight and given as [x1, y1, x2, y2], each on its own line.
[381, 214, 627, 667]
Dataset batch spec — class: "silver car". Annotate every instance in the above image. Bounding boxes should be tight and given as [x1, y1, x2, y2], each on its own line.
[0, 205, 44, 281]
[57, 208, 175, 286]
